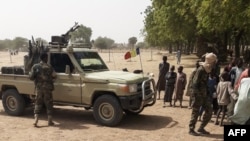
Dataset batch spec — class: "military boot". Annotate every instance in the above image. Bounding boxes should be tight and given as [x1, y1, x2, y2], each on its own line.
[33, 114, 39, 127]
[48, 115, 55, 126]
[189, 129, 200, 136]
[197, 128, 210, 134]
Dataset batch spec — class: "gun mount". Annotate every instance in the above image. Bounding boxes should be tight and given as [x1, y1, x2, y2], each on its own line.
[50, 22, 80, 46]
[25, 23, 92, 73]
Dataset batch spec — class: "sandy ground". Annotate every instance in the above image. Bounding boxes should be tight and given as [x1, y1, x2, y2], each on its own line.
[0, 50, 224, 141]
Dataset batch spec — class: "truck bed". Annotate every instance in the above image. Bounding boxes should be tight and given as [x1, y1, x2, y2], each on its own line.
[0, 72, 35, 97]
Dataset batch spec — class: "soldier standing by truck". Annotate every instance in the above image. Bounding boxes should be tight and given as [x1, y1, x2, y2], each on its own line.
[188, 53, 217, 136]
[29, 53, 56, 127]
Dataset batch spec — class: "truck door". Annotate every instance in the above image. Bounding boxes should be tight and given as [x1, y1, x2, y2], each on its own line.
[50, 53, 82, 104]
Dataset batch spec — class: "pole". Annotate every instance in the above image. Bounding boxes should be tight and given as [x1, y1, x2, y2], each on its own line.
[108, 48, 111, 62]
[112, 50, 116, 70]
[9, 50, 12, 63]
[151, 47, 153, 61]
[138, 53, 144, 78]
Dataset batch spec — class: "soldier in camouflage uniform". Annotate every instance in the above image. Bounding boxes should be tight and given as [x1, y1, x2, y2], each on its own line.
[29, 53, 56, 127]
[188, 53, 217, 136]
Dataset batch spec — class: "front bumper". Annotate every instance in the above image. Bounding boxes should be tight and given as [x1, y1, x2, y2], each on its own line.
[119, 78, 156, 110]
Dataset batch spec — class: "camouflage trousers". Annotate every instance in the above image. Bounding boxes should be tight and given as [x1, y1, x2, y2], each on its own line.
[189, 94, 212, 130]
[34, 88, 53, 115]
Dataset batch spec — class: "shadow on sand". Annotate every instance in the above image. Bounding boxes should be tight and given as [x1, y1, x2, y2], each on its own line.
[0, 106, 176, 131]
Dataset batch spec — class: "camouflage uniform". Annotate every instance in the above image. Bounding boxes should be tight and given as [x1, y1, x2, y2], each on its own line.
[30, 61, 56, 126]
[189, 65, 212, 132]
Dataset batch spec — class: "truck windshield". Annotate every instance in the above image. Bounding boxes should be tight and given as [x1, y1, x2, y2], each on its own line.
[73, 52, 109, 71]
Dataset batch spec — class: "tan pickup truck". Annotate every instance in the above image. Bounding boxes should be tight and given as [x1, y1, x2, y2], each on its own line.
[0, 43, 156, 126]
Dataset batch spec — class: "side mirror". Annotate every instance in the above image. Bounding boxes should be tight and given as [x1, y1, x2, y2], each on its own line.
[65, 65, 70, 74]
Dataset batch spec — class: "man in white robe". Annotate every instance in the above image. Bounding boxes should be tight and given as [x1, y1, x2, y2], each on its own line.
[229, 77, 250, 125]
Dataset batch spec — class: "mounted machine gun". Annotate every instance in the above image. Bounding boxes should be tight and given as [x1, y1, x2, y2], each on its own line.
[50, 22, 80, 46]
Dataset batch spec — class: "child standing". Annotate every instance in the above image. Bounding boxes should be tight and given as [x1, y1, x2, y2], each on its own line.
[173, 66, 187, 108]
[215, 70, 237, 126]
[163, 65, 177, 107]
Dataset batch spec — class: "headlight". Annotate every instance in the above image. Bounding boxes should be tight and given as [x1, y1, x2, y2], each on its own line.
[128, 84, 137, 93]
[119, 84, 137, 93]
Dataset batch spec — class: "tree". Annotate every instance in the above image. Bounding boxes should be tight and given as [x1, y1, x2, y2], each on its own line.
[143, 0, 250, 61]
[13, 37, 28, 50]
[143, 0, 197, 53]
[195, 0, 250, 58]
[70, 24, 92, 47]
[0, 39, 13, 50]
[128, 37, 137, 49]
[136, 42, 147, 48]
[94, 36, 115, 49]
[143, 6, 159, 46]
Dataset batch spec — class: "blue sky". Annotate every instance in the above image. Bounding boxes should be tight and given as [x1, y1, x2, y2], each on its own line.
[0, 0, 151, 43]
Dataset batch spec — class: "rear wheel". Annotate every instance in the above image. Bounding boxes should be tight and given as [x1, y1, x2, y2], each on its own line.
[2, 89, 25, 116]
[93, 95, 123, 127]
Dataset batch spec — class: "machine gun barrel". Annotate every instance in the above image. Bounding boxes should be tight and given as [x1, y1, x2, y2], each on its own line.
[61, 22, 80, 44]
[63, 22, 80, 37]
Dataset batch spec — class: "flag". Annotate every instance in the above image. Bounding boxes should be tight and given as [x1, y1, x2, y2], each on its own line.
[136, 47, 140, 55]
[125, 48, 140, 60]
[130, 49, 136, 57]
[124, 51, 131, 60]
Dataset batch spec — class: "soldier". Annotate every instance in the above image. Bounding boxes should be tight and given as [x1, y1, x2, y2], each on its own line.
[29, 53, 56, 127]
[188, 53, 217, 136]
[185, 60, 200, 109]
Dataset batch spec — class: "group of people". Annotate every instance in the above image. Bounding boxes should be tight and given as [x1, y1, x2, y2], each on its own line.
[29, 50, 250, 132]
[156, 55, 187, 108]
[210, 57, 250, 127]
[186, 53, 250, 136]
[156, 52, 250, 136]
[224, 58, 250, 125]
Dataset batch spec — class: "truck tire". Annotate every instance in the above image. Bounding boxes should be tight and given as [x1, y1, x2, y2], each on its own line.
[2, 89, 25, 116]
[93, 95, 123, 127]
[124, 107, 144, 115]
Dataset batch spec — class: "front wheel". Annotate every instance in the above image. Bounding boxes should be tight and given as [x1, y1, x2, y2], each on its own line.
[124, 107, 144, 115]
[2, 89, 25, 116]
[93, 95, 123, 127]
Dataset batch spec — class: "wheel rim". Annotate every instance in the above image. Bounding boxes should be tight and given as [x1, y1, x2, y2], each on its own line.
[98, 102, 114, 121]
[6, 96, 18, 111]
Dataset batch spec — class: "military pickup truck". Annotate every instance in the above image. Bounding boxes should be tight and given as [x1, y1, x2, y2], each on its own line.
[0, 35, 156, 127]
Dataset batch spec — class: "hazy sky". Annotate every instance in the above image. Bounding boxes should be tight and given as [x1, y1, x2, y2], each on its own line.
[0, 0, 151, 43]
